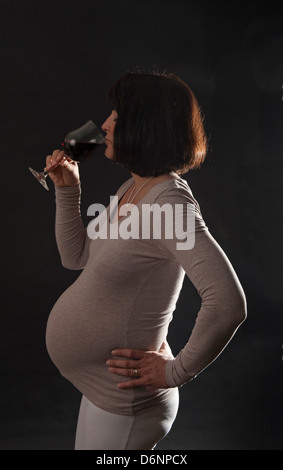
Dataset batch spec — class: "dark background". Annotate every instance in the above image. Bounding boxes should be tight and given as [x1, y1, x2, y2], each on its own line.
[0, 0, 282, 450]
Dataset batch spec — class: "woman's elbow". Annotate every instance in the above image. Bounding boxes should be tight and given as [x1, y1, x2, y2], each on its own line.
[60, 257, 84, 271]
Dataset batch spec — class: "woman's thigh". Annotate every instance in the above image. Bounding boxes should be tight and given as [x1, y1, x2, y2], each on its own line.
[125, 391, 179, 450]
[75, 391, 179, 450]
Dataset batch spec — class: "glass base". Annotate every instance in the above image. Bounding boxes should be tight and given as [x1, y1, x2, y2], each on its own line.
[29, 167, 49, 191]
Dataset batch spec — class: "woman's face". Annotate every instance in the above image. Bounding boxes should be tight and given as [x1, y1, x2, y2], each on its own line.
[102, 110, 118, 160]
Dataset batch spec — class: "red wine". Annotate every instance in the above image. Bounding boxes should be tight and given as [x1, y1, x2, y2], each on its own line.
[63, 140, 101, 162]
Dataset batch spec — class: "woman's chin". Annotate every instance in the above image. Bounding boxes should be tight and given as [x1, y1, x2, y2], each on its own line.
[104, 149, 114, 160]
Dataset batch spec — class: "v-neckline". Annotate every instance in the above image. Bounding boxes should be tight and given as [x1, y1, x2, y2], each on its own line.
[108, 173, 182, 225]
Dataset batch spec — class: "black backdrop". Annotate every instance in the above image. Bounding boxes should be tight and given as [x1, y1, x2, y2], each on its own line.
[1, 0, 282, 450]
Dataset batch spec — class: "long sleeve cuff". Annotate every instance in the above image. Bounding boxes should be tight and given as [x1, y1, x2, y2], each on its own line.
[165, 358, 196, 388]
[55, 184, 81, 206]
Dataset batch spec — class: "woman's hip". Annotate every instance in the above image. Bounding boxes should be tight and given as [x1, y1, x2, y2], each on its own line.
[75, 389, 179, 450]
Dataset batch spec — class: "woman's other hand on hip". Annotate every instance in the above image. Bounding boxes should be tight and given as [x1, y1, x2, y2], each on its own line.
[106, 342, 174, 390]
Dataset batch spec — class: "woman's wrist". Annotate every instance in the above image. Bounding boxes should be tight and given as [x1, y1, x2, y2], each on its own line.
[54, 182, 80, 188]
[55, 183, 81, 195]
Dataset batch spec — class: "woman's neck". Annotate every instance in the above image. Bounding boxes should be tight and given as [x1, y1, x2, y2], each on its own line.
[130, 171, 177, 190]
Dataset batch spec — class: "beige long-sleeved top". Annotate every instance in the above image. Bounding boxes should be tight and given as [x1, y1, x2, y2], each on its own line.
[46, 175, 247, 416]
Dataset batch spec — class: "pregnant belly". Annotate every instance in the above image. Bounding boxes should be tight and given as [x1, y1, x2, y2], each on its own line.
[45, 281, 127, 376]
[45, 267, 172, 385]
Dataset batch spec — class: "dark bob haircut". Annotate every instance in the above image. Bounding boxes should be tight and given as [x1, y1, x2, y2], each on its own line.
[106, 71, 207, 177]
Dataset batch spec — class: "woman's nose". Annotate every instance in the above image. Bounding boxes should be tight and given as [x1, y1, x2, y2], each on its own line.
[101, 118, 110, 133]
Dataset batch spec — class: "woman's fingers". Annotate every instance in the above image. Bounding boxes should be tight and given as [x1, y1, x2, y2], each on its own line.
[107, 348, 169, 390]
[117, 378, 145, 389]
[45, 150, 65, 172]
[108, 367, 140, 377]
[107, 350, 145, 386]
[107, 362, 145, 388]
[111, 349, 146, 360]
[106, 358, 139, 368]
[45, 154, 53, 168]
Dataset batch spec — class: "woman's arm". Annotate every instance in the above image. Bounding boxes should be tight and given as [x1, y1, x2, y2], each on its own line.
[55, 184, 91, 270]
[158, 186, 247, 387]
[164, 227, 247, 387]
[46, 149, 91, 270]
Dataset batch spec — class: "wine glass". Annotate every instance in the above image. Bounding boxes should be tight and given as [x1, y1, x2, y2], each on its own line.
[29, 120, 105, 190]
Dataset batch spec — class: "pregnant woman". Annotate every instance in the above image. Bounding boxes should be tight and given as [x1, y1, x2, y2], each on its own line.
[45, 71, 247, 450]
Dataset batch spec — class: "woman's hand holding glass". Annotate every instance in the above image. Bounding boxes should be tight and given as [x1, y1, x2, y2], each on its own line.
[45, 150, 80, 188]
[29, 120, 105, 190]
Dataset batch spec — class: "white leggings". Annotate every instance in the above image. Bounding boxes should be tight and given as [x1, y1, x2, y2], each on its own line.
[75, 391, 179, 450]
